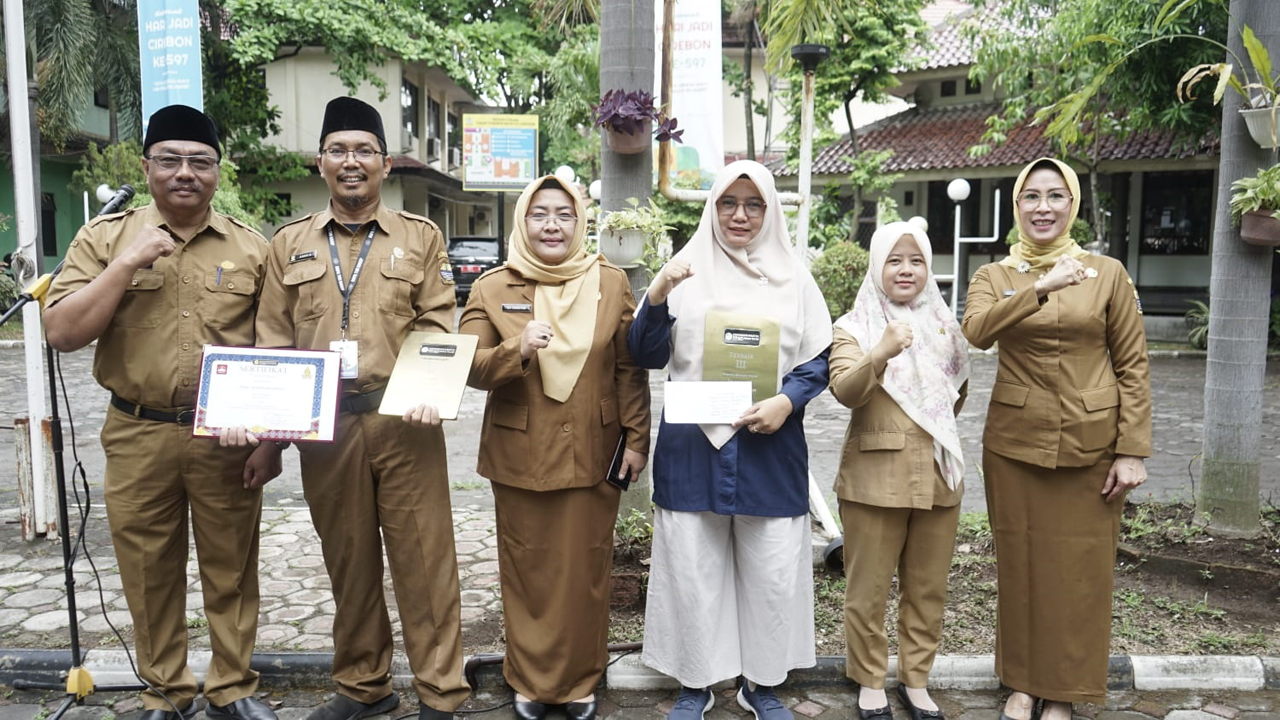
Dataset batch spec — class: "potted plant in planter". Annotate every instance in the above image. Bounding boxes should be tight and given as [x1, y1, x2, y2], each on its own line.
[1177, 24, 1280, 148]
[598, 197, 669, 267]
[592, 88, 684, 155]
[1229, 163, 1280, 246]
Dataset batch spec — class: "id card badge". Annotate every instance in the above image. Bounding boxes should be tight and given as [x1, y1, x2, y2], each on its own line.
[330, 340, 359, 379]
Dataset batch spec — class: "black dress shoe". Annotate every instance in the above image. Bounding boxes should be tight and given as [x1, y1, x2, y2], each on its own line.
[305, 694, 400, 720]
[140, 703, 198, 720]
[207, 697, 278, 720]
[851, 683, 892, 720]
[512, 699, 547, 720]
[564, 699, 598, 720]
[895, 685, 943, 720]
[417, 704, 453, 720]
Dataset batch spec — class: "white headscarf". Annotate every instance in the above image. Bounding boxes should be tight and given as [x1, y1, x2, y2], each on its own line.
[833, 222, 972, 489]
[649, 160, 833, 448]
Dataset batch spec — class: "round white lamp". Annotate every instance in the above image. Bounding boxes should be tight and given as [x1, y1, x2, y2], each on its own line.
[588, 180, 602, 201]
[554, 165, 577, 186]
[96, 184, 117, 204]
[946, 178, 971, 203]
[907, 215, 929, 233]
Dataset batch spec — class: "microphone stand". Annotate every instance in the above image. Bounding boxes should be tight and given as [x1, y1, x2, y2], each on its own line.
[2, 186, 147, 714]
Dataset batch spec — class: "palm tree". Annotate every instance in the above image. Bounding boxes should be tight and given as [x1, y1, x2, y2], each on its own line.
[1, 0, 141, 150]
[1197, 0, 1277, 538]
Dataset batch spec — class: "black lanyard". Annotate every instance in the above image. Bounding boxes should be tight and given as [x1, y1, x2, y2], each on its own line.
[326, 224, 377, 336]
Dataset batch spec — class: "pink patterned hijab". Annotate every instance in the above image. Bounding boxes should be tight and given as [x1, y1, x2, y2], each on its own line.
[833, 222, 971, 489]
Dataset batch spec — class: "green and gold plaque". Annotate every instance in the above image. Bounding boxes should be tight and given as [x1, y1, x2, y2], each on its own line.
[702, 310, 781, 402]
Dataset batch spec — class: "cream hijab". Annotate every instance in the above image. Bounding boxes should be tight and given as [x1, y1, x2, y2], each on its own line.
[1000, 157, 1091, 271]
[834, 222, 971, 489]
[649, 160, 833, 448]
[506, 176, 601, 402]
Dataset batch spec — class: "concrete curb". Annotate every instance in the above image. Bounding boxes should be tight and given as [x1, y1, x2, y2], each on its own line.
[4, 650, 1274, 693]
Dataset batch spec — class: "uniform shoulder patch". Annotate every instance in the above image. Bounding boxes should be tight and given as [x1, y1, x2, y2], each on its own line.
[225, 215, 269, 243]
[437, 252, 455, 285]
[86, 206, 138, 227]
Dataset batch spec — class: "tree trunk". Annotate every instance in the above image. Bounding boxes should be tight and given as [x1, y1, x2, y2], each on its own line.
[108, 91, 118, 144]
[600, 0, 655, 522]
[1197, 0, 1275, 538]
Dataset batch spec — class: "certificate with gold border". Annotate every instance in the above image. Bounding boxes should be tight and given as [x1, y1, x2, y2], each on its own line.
[192, 345, 341, 442]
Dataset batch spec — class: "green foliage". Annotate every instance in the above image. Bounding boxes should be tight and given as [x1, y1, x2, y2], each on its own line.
[22, 0, 141, 149]
[758, 0, 853, 73]
[956, 511, 993, 547]
[614, 507, 653, 548]
[778, 2, 927, 165]
[1184, 299, 1209, 349]
[1004, 218, 1093, 247]
[1228, 163, 1280, 224]
[809, 184, 854, 249]
[810, 240, 870, 320]
[534, 25, 602, 179]
[981, 0, 1230, 151]
[0, 272, 21, 310]
[223, 0, 466, 100]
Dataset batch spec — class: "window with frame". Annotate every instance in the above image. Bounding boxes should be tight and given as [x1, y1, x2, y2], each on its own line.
[1138, 171, 1212, 255]
[427, 97, 442, 141]
[402, 79, 420, 138]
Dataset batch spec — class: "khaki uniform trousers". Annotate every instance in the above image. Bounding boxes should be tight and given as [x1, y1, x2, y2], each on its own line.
[492, 480, 620, 703]
[984, 451, 1122, 704]
[297, 410, 469, 711]
[101, 406, 261, 710]
[839, 499, 959, 689]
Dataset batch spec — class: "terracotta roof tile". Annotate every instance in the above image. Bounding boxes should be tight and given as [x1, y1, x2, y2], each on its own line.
[775, 103, 1218, 177]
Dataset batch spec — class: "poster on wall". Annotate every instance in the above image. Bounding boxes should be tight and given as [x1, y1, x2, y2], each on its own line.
[461, 115, 540, 192]
[654, 0, 724, 181]
[136, 0, 204, 134]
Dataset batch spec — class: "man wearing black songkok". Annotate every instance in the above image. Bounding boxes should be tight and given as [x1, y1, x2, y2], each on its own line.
[251, 96, 469, 720]
[44, 104, 280, 720]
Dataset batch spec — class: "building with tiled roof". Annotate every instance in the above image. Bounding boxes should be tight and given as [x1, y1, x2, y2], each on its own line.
[775, 1, 1222, 320]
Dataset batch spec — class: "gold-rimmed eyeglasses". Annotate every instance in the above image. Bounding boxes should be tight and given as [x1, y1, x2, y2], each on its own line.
[1016, 190, 1072, 210]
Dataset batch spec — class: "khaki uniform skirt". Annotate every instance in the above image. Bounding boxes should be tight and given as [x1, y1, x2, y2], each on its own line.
[983, 450, 1123, 704]
[492, 480, 621, 703]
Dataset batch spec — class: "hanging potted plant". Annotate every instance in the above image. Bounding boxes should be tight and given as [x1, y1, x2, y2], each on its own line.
[592, 89, 684, 155]
[1229, 163, 1280, 246]
[1177, 24, 1280, 148]
[597, 197, 669, 267]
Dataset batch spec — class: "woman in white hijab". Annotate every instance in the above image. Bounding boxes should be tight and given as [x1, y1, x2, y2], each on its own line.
[628, 160, 832, 720]
[829, 222, 970, 720]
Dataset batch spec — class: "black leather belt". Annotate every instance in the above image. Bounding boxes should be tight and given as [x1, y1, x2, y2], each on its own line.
[110, 394, 196, 425]
[339, 387, 386, 414]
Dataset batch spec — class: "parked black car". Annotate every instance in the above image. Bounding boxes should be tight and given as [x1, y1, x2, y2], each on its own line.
[447, 235, 501, 301]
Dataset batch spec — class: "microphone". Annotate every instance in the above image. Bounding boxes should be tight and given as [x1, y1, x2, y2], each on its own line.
[98, 184, 135, 215]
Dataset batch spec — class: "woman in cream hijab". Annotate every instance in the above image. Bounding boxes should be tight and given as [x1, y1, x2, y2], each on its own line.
[962, 159, 1151, 720]
[829, 221, 970, 720]
[459, 176, 651, 720]
[628, 160, 831, 720]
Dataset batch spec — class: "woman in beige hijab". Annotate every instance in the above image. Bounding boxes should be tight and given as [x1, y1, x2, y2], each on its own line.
[459, 176, 651, 720]
[962, 158, 1151, 720]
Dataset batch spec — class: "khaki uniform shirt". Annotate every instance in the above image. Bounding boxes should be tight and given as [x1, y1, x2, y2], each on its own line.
[46, 204, 267, 410]
[962, 254, 1152, 468]
[255, 204, 455, 393]
[828, 328, 966, 509]
[459, 264, 651, 491]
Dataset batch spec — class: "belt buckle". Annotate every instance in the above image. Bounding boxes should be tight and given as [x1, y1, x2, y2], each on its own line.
[175, 409, 196, 425]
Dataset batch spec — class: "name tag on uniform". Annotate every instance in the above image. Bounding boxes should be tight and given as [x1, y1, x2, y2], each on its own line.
[1003, 289, 1017, 297]
[502, 303, 533, 313]
[290, 251, 317, 264]
[330, 339, 359, 379]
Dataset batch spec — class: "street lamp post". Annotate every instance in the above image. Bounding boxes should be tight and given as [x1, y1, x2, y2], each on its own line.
[934, 178, 1001, 317]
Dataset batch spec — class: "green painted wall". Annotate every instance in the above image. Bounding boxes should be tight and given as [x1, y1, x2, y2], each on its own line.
[0, 159, 87, 268]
